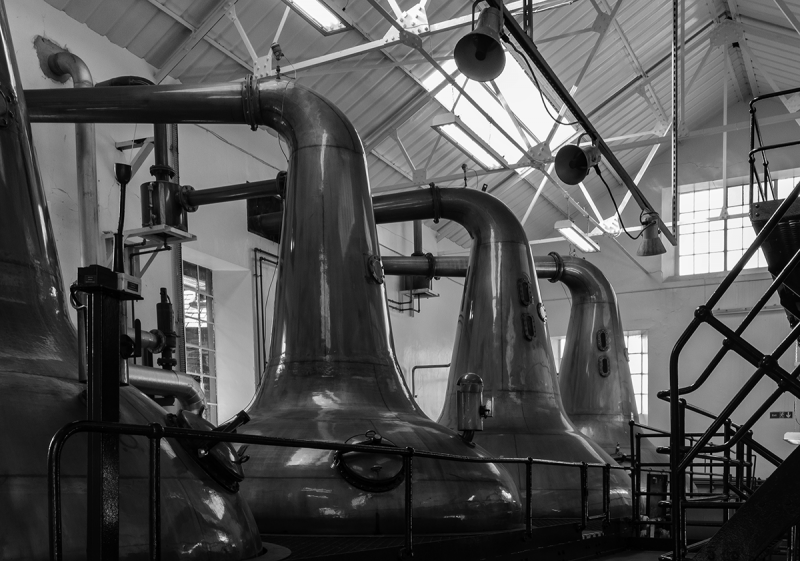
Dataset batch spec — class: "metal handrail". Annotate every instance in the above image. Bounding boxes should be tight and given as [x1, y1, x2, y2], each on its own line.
[666, 88, 800, 559]
[410, 362, 450, 397]
[47, 419, 628, 561]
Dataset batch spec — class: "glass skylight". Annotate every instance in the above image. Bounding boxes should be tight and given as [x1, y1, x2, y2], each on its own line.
[423, 52, 575, 168]
[284, 0, 346, 34]
[436, 123, 503, 170]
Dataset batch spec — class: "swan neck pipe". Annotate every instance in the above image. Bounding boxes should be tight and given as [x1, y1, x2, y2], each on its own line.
[128, 364, 205, 415]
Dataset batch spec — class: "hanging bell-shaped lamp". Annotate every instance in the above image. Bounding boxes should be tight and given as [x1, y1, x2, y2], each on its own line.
[637, 212, 667, 256]
[454, 6, 506, 82]
[554, 144, 602, 185]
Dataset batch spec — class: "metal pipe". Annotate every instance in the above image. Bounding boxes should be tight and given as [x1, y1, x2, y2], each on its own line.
[412, 220, 423, 255]
[46, 51, 98, 384]
[126, 327, 165, 354]
[128, 364, 205, 415]
[382, 256, 468, 277]
[183, 177, 282, 208]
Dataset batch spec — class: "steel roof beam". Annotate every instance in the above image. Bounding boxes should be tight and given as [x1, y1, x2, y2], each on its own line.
[153, 0, 238, 84]
[488, 0, 676, 245]
[144, 0, 251, 73]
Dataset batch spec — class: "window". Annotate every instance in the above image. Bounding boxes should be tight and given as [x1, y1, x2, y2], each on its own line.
[183, 261, 218, 424]
[624, 331, 648, 426]
[677, 174, 800, 276]
[550, 330, 648, 423]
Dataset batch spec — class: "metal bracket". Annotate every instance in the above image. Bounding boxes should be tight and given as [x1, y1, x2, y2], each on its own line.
[709, 19, 744, 48]
[381, 1, 430, 46]
[527, 142, 553, 165]
[591, 10, 611, 34]
[115, 137, 155, 177]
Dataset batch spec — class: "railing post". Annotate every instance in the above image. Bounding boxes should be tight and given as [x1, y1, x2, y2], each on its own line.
[789, 524, 800, 561]
[149, 424, 163, 561]
[632, 431, 640, 525]
[526, 457, 533, 539]
[603, 464, 611, 525]
[723, 420, 732, 524]
[580, 462, 588, 530]
[402, 448, 414, 558]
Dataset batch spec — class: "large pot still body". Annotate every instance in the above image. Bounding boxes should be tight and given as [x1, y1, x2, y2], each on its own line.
[545, 255, 661, 466]
[426, 192, 632, 519]
[239, 84, 521, 534]
[0, 5, 263, 559]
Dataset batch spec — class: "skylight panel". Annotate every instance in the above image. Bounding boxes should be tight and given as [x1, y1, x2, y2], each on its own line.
[421, 53, 575, 170]
[493, 54, 573, 147]
[436, 123, 504, 170]
[282, 0, 346, 35]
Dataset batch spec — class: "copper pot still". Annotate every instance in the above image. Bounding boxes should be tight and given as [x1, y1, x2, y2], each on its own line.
[0, 2, 263, 557]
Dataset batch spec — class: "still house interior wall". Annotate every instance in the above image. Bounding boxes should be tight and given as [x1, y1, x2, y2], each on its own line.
[12, 0, 800, 478]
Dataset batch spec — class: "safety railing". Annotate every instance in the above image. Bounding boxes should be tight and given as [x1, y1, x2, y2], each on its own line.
[48, 419, 629, 561]
[665, 86, 800, 560]
[627, 412, 779, 541]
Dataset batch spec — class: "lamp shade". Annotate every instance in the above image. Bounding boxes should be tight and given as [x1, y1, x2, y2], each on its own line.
[554, 144, 601, 185]
[454, 7, 506, 82]
[637, 214, 666, 256]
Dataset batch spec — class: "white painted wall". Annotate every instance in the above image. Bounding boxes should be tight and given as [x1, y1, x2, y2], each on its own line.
[12, 0, 800, 479]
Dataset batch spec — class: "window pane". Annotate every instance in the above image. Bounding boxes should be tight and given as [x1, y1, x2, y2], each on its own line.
[198, 266, 210, 293]
[709, 252, 725, 273]
[709, 229, 724, 251]
[631, 375, 641, 394]
[695, 231, 709, 254]
[183, 262, 198, 288]
[709, 188, 723, 211]
[680, 233, 694, 255]
[728, 185, 742, 206]
[695, 190, 710, 211]
[187, 347, 200, 374]
[186, 320, 200, 346]
[680, 255, 694, 275]
[680, 192, 695, 212]
[201, 349, 212, 375]
[694, 254, 709, 274]
[629, 354, 642, 374]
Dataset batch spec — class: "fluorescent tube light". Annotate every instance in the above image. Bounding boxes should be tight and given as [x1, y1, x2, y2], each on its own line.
[554, 219, 600, 253]
[283, 0, 346, 34]
[431, 113, 504, 170]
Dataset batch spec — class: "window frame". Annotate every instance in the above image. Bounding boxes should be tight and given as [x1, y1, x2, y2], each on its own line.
[183, 261, 218, 424]
[674, 169, 800, 279]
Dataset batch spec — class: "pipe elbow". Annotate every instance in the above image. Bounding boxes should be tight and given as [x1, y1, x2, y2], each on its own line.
[438, 189, 528, 246]
[47, 51, 93, 89]
[558, 256, 616, 303]
[255, 79, 362, 154]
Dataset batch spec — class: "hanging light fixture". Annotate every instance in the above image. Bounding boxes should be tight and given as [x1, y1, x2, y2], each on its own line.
[637, 211, 667, 256]
[454, 4, 506, 82]
[554, 143, 602, 185]
[555, 219, 600, 253]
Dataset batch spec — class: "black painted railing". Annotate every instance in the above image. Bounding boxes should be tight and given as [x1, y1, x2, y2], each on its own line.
[48, 419, 629, 561]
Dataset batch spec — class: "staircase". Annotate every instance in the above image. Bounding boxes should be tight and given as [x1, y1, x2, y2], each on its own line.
[662, 87, 800, 561]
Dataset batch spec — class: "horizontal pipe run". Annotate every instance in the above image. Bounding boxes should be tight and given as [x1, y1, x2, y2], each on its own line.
[184, 178, 282, 208]
[128, 364, 205, 415]
[126, 328, 164, 353]
[382, 256, 468, 277]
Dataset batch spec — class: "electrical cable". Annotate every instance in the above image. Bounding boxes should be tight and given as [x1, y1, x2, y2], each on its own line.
[504, 37, 580, 127]
[595, 167, 646, 241]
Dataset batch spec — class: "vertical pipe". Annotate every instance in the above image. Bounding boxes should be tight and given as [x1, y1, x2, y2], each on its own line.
[412, 220, 423, 256]
[168, 124, 186, 374]
[149, 428, 161, 561]
[672, 0, 679, 236]
[580, 463, 588, 529]
[46, 51, 98, 383]
[403, 451, 414, 557]
[722, 48, 729, 216]
[526, 458, 533, 538]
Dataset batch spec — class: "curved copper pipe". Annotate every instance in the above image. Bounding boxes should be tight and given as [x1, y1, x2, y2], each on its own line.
[128, 364, 205, 415]
[375, 188, 632, 517]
